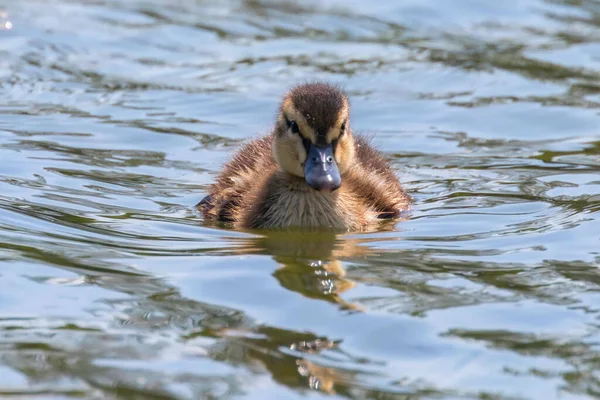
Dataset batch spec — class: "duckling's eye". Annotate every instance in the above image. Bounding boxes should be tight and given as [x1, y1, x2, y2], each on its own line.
[289, 120, 300, 134]
[340, 122, 346, 135]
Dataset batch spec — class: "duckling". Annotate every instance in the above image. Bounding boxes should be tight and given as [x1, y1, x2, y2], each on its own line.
[197, 82, 410, 230]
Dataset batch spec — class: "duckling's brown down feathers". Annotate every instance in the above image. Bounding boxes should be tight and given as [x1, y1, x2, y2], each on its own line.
[198, 135, 410, 230]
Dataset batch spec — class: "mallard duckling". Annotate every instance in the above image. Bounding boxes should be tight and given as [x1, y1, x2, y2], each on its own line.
[198, 82, 410, 230]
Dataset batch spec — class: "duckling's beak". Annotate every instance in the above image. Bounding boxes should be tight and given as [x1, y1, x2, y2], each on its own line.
[304, 143, 341, 192]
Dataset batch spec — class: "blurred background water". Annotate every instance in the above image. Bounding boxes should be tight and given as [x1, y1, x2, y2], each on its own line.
[0, 0, 599, 398]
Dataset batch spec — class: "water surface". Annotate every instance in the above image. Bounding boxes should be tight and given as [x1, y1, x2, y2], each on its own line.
[0, 0, 599, 398]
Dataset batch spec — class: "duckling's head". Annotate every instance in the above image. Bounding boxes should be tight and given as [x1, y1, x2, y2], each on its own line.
[272, 82, 355, 192]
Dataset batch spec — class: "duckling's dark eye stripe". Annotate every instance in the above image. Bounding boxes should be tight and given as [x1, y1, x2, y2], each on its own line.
[302, 138, 311, 154]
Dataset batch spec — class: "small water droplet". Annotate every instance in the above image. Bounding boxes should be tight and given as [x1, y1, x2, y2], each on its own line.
[4, 21, 12, 30]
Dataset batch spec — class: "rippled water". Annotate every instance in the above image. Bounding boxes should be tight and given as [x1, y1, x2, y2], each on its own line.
[0, 0, 599, 398]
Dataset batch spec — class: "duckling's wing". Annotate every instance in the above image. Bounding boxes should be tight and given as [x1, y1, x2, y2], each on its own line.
[196, 194, 213, 211]
[352, 135, 410, 217]
[199, 136, 276, 222]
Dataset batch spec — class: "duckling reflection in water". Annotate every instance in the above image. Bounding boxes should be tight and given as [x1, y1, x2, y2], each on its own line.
[260, 231, 366, 311]
[198, 82, 410, 230]
[227, 229, 389, 312]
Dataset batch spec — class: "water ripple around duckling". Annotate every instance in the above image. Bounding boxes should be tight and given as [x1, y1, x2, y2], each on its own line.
[0, 0, 599, 398]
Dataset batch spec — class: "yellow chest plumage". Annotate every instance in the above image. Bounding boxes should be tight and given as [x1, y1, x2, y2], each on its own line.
[249, 176, 372, 230]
